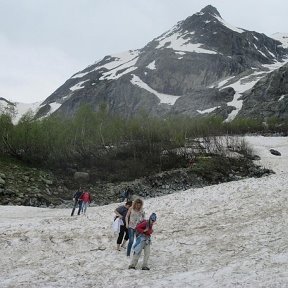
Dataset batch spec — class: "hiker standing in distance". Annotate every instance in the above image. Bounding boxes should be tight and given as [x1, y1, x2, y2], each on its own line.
[114, 200, 133, 251]
[71, 187, 83, 216]
[125, 198, 145, 257]
[120, 187, 133, 202]
[79, 189, 92, 215]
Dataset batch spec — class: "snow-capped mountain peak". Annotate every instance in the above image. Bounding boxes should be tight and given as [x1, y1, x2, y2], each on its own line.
[2, 5, 288, 123]
[199, 5, 222, 17]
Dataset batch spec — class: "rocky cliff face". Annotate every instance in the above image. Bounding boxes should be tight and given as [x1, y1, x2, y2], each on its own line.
[2, 5, 288, 122]
[239, 63, 288, 119]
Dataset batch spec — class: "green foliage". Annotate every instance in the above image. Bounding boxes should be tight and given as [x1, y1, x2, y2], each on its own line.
[0, 105, 287, 181]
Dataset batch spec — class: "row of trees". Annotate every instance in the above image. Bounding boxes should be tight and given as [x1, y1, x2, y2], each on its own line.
[0, 106, 287, 181]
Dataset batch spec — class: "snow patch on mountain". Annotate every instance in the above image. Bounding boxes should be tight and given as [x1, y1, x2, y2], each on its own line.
[0, 99, 41, 124]
[70, 80, 90, 91]
[223, 74, 265, 122]
[70, 51, 140, 80]
[147, 60, 156, 70]
[130, 75, 181, 105]
[217, 76, 235, 88]
[197, 106, 220, 114]
[47, 102, 62, 115]
[278, 95, 287, 101]
[13, 102, 41, 123]
[222, 59, 288, 121]
[262, 59, 288, 71]
[99, 54, 139, 80]
[99, 50, 139, 71]
[214, 15, 245, 34]
[156, 30, 217, 54]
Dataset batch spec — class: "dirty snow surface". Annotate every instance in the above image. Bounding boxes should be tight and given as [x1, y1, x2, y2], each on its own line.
[1, 136, 288, 288]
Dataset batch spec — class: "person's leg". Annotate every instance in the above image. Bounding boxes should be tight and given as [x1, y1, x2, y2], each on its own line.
[71, 201, 77, 216]
[129, 250, 142, 268]
[117, 225, 125, 250]
[77, 201, 82, 215]
[142, 243, 151, 269]
[83, 202, 88, 214]
[127, 228, 135, 256]
[121, 227, 129, 248]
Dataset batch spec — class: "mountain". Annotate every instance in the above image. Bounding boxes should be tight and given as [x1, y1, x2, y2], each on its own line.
[3, 5, 288, 122]
[0, 97, 40, 124]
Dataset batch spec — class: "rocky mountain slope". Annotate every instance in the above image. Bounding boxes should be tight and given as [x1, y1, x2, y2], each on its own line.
[1, 5, 288, 122]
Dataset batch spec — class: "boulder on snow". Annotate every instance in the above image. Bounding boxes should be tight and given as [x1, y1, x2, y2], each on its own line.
[74, 172, 90, 182]
[269, 149, 281, 156]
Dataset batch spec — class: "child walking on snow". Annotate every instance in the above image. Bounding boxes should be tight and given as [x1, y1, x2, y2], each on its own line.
[128, 213, 157, 270]
[114, 201, 133, 251]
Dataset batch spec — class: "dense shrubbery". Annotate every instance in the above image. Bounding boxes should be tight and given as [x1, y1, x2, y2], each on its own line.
[0, 106, 287, 181]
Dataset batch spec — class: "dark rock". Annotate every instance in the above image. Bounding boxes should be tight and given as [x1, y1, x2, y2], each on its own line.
[269, 149, 281, 156]
[74, 172, 90, 182]
[250, 155, 261, 160]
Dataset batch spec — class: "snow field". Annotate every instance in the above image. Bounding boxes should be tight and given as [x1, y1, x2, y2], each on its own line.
[0, 136, 288, 287]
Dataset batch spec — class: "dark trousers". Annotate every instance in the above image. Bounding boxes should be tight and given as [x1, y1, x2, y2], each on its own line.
[71, 200, 83, 216]
[117, 225, 129, 244]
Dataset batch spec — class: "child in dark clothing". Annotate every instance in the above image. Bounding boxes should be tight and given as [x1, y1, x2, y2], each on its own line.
[114, 201, 133, 251]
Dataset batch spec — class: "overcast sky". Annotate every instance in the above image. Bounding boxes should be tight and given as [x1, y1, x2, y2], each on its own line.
[0, 0, 287, 103]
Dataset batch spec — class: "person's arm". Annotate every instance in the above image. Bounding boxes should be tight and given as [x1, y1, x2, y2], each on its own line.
[125, 207, 132, 228]
[114, 207, 123, 218]
[142, 210, 145, 221]
[89, 193, 92, 203]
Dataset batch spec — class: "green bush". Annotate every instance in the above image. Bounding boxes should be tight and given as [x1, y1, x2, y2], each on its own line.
[0, 105, 286, 180]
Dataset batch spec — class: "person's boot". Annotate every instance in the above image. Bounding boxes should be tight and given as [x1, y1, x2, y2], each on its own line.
[121, 240, 127, 249]
[142, 267, 150, 271]
[128, 265, 136, 269]
[117, 244, 121, 251]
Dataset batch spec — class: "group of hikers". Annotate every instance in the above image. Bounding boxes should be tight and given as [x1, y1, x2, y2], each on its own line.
[71, 188, 92, 216]
[71, 187, 157, 270]
[114, 192, 157, 270]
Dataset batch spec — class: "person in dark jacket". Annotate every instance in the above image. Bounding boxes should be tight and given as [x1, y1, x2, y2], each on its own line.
[71, 188, 83, 216]
[114, 201, 133, 251]
[128, 213, 157, 270]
